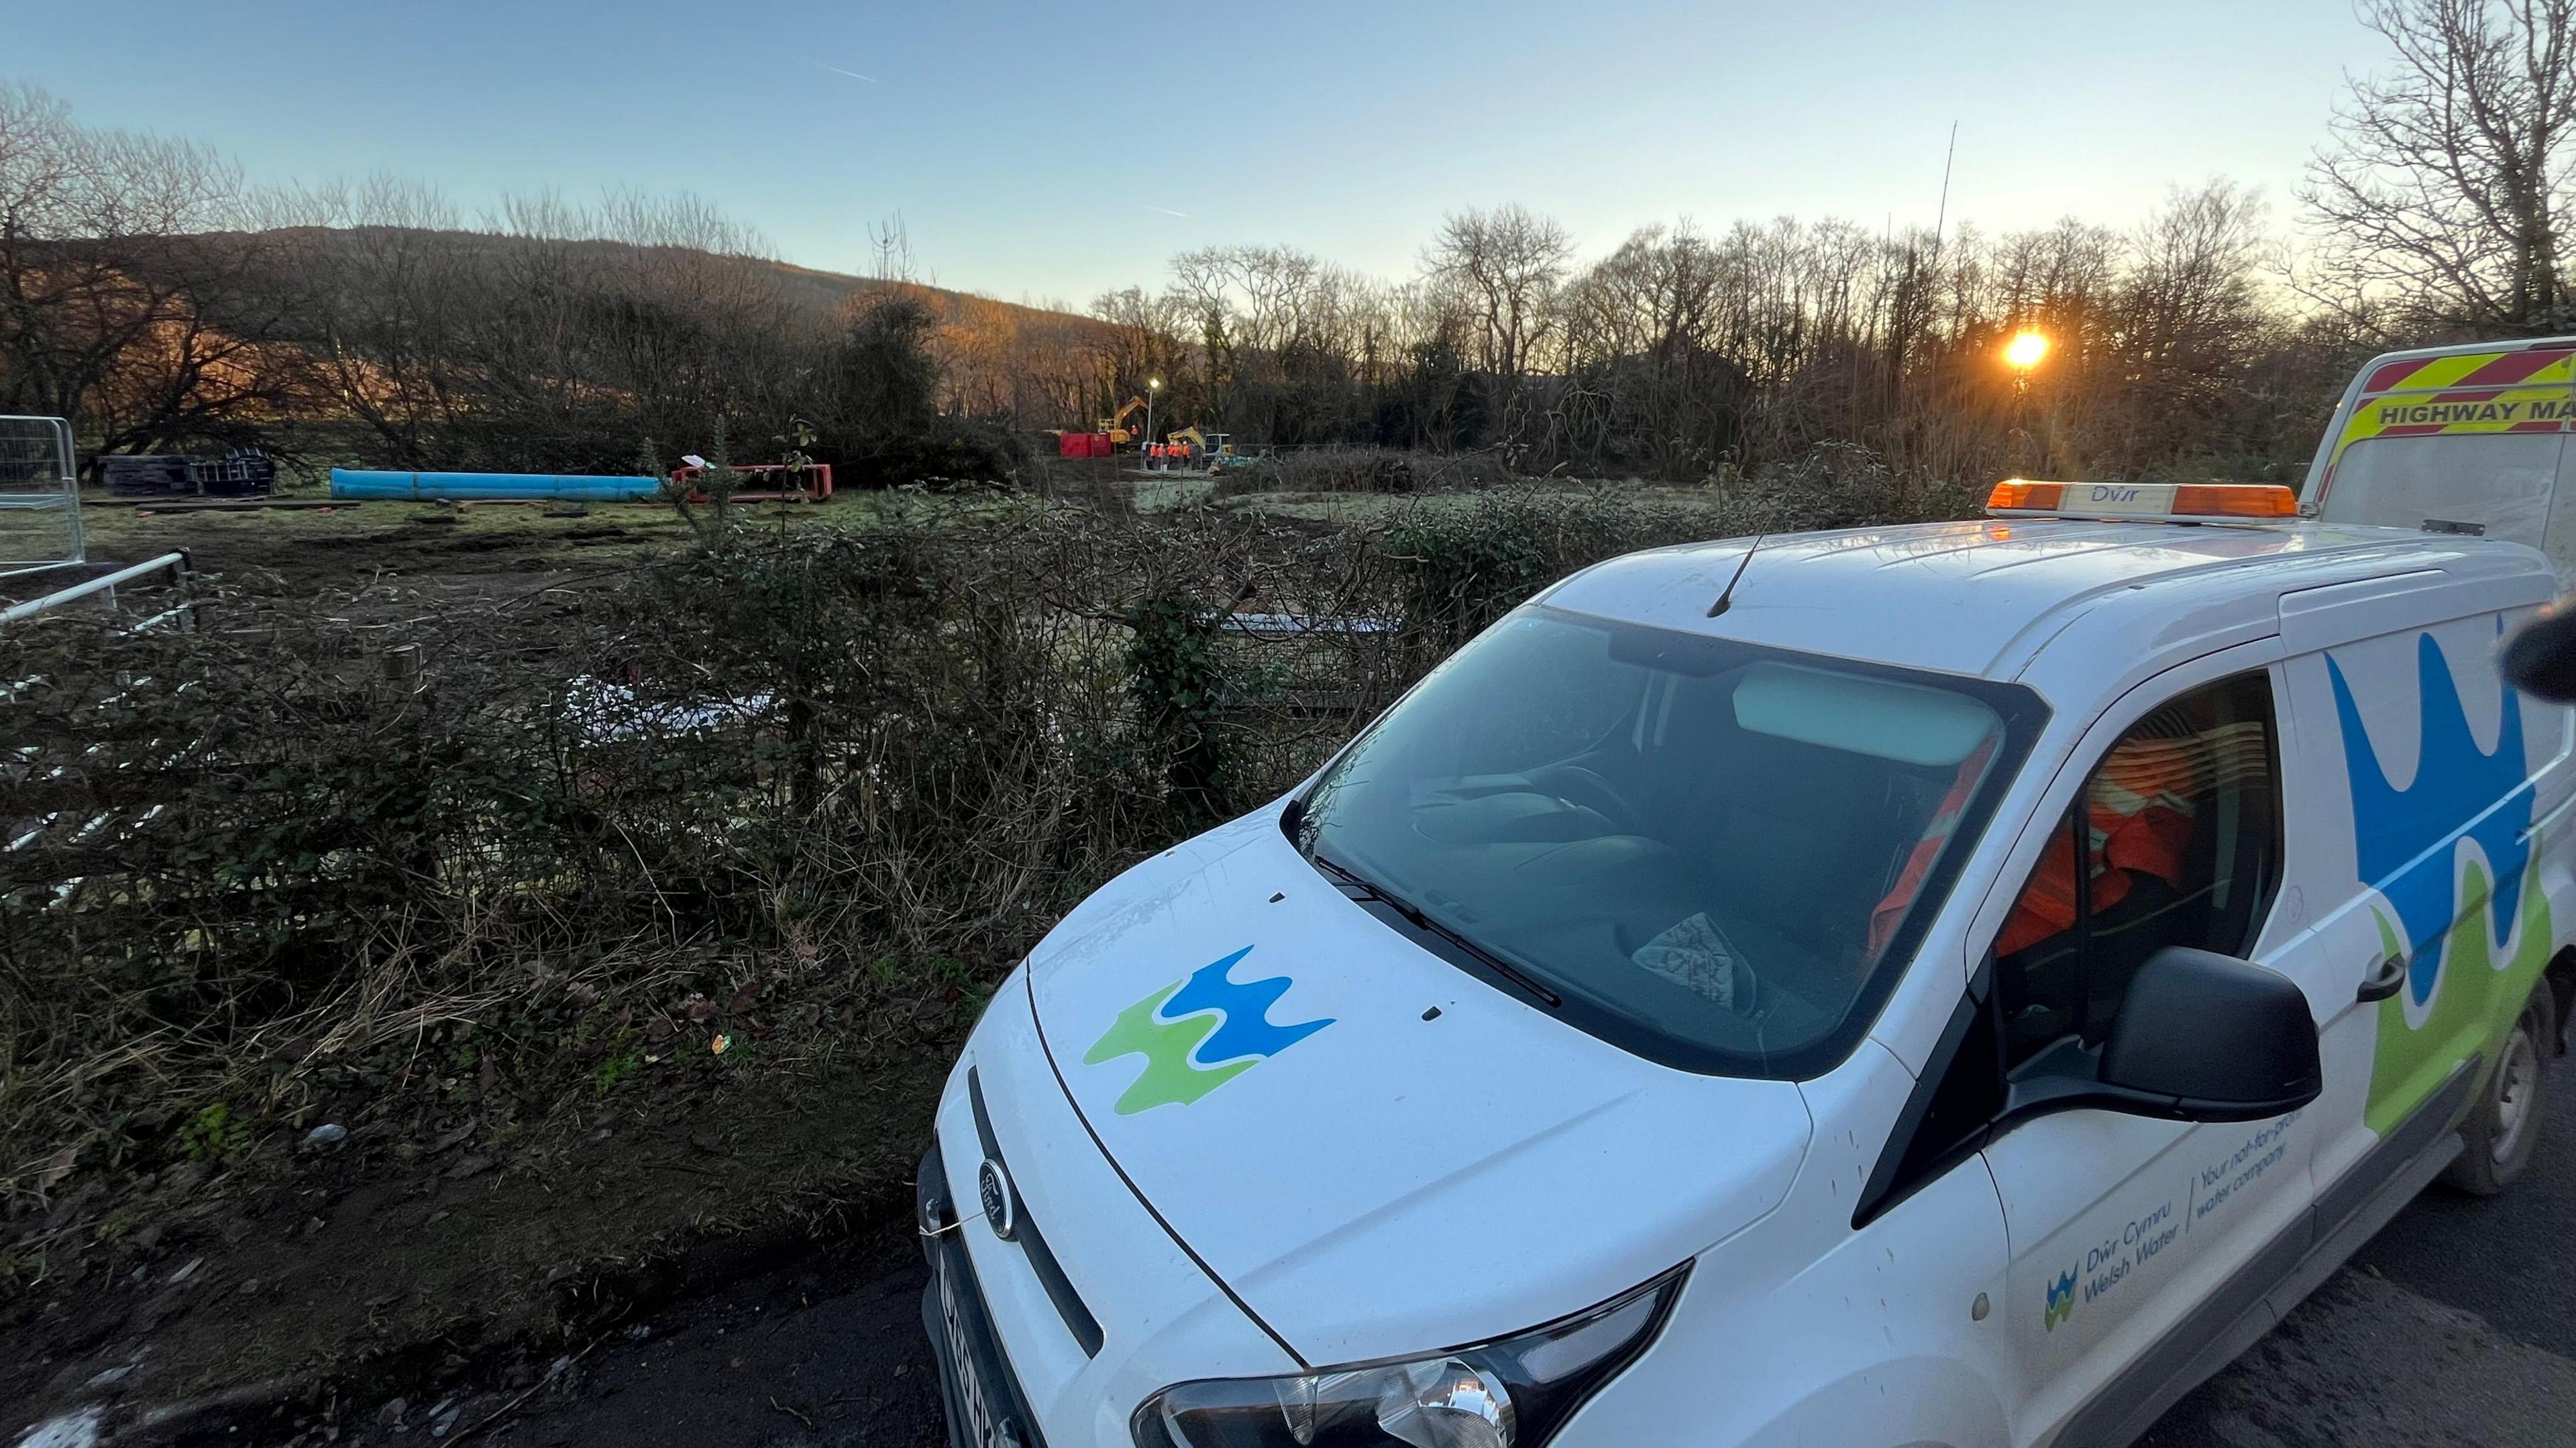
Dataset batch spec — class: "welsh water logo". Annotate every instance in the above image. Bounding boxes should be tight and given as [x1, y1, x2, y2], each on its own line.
[2043, 1268, 2078, 1332]
[2326, 630, 2533, 1015]
[2328, 626, 2556, 1134]
[1084, 946, 1334, 1115]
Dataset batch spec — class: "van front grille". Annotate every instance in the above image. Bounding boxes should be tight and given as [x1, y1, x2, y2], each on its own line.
[968, 1067, 1106, 1356]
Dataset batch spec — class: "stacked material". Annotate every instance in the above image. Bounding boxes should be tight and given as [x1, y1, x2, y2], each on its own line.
[102, 455, 194, 498]
[105, 452, 278, 499]
[192, 453, 278, 497]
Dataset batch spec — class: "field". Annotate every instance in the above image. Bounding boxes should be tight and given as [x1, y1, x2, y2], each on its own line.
[58, 465, 1790, 610]
[73, 488, 998, 597]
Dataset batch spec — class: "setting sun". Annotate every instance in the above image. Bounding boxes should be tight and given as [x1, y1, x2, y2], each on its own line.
[2003, 329, 2051, 370]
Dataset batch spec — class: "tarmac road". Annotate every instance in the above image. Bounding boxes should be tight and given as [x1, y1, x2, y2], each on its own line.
[352, 1062, 2571, 1448]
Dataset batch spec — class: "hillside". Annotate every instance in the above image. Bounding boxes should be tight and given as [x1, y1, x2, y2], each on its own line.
[37, 223, 1127, 467]
[248, 225, 1108, 343]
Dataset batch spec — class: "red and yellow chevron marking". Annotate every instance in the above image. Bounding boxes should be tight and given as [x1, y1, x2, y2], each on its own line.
[2357, 347, 2576, 396]
[2326, 349, 2576, 481]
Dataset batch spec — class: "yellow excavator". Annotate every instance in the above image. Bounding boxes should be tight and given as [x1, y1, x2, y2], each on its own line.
[1099, 396, 1148, 446]
[1164, 427, 1232, 458]
[1157, 427, 1254, 474]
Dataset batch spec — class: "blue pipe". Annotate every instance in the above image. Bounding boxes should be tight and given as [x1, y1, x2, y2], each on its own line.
[329, 469, 662, 502]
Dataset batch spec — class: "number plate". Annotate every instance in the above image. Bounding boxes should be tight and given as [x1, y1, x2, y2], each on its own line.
[934, 1251, 1020, 1448]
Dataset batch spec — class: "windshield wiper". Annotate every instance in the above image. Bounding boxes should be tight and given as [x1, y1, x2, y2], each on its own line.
[1307, 852, 1562, 1009]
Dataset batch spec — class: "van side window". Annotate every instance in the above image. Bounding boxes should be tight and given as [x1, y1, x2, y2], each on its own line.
[1992, 673, 2283, 1069]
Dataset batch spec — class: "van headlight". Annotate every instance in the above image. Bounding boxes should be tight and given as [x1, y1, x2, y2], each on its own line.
[1132, 1265, 1686, 1448]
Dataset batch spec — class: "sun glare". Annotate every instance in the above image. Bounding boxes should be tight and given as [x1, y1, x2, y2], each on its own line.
[2003, 330, 2051, 370]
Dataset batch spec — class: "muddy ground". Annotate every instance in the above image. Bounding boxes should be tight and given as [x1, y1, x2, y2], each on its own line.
[283, 1063, 2576, 1447]
[76, 497, 728, 602]
[0, 1027, 953, 1445]
[32, 1056, 2537, 1448]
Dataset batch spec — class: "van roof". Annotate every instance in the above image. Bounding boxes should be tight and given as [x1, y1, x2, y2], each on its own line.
[1540, 518, 2546, 681]
[2345, 334, 2576, 376]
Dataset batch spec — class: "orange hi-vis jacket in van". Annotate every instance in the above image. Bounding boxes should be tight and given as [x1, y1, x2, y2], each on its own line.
[1994, 725, 2208, 957]
[1868, 736, 1999, 956]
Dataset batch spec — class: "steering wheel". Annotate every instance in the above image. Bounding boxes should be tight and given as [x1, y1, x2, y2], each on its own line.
[1541, 764, 1649, 835]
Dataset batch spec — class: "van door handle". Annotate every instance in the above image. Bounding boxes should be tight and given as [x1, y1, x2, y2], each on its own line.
[2357, 953, 2408, 1003]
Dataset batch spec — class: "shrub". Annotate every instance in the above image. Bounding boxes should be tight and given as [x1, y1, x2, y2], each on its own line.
[1714, 441, 1985, 532]
[0, 487, 1750, 1232]
[1124, 587, 1242, 826]
[816, 419, 1034, 492]
[1228, 447, 1517, 498]
[1379, 489, 1713, 647]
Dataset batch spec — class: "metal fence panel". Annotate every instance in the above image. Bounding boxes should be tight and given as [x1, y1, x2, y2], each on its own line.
[1, 415, 84, 579]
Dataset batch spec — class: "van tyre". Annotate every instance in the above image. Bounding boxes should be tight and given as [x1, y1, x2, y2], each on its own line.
[2445, 982, 2558, 1196]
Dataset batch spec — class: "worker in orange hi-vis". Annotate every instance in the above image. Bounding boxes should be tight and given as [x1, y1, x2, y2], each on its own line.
[1866, 736, 2000, 958]
[1995, 711, 2209, 958]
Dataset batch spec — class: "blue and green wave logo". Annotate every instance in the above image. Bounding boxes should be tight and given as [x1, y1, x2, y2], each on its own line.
[1083, 946, 1332, 1115]
[2327, 631, 2532, 1013]
[2043, 1268, 2078, 1331]
[2328, 627, 2555, 1135]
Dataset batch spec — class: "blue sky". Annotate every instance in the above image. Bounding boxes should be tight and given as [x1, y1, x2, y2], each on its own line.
[8, 1, 2386, 305]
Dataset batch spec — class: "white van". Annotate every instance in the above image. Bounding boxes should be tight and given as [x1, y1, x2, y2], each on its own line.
[2304, 335, 2576, 578]
[918, 481, 2573, 1448]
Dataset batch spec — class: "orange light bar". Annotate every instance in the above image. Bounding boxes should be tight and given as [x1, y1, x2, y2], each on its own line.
[2170, 484, 2298, 518]
[1984, 479, 2299, 523]
[1985, 480, 2065, 512]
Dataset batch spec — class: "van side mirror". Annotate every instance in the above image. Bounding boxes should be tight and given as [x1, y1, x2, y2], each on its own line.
[2100, 947, 2323, 1121]
[2504, 604, 2576, 702]
[2002, 947, 2322, 1127]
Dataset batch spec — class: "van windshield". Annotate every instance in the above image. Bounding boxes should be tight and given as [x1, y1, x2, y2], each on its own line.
[1291, 608, 2046, 1078]
[2320, 432, 2565, 549]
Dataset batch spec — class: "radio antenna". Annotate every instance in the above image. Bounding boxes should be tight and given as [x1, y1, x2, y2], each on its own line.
[1707, 535, 1766, 618]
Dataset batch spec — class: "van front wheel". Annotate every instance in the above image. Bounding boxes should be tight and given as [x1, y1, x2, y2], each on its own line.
[2445, 983, 2557, 1196]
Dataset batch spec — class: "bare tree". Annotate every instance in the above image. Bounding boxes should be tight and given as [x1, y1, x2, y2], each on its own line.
[1088, 284, 1195, 424]
[2304, 0, 2576, 331]
[2109, 180, 2284, 463]
[271, 174, 474, 465]
[1166, 244, 1336, 436]
[0, 74, 2366, 498]
[869, 212, 918, 284]
[1554, 223, 1742, 476]
[0, 82, 309, 461]
[1421, 205, 1572, 385]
